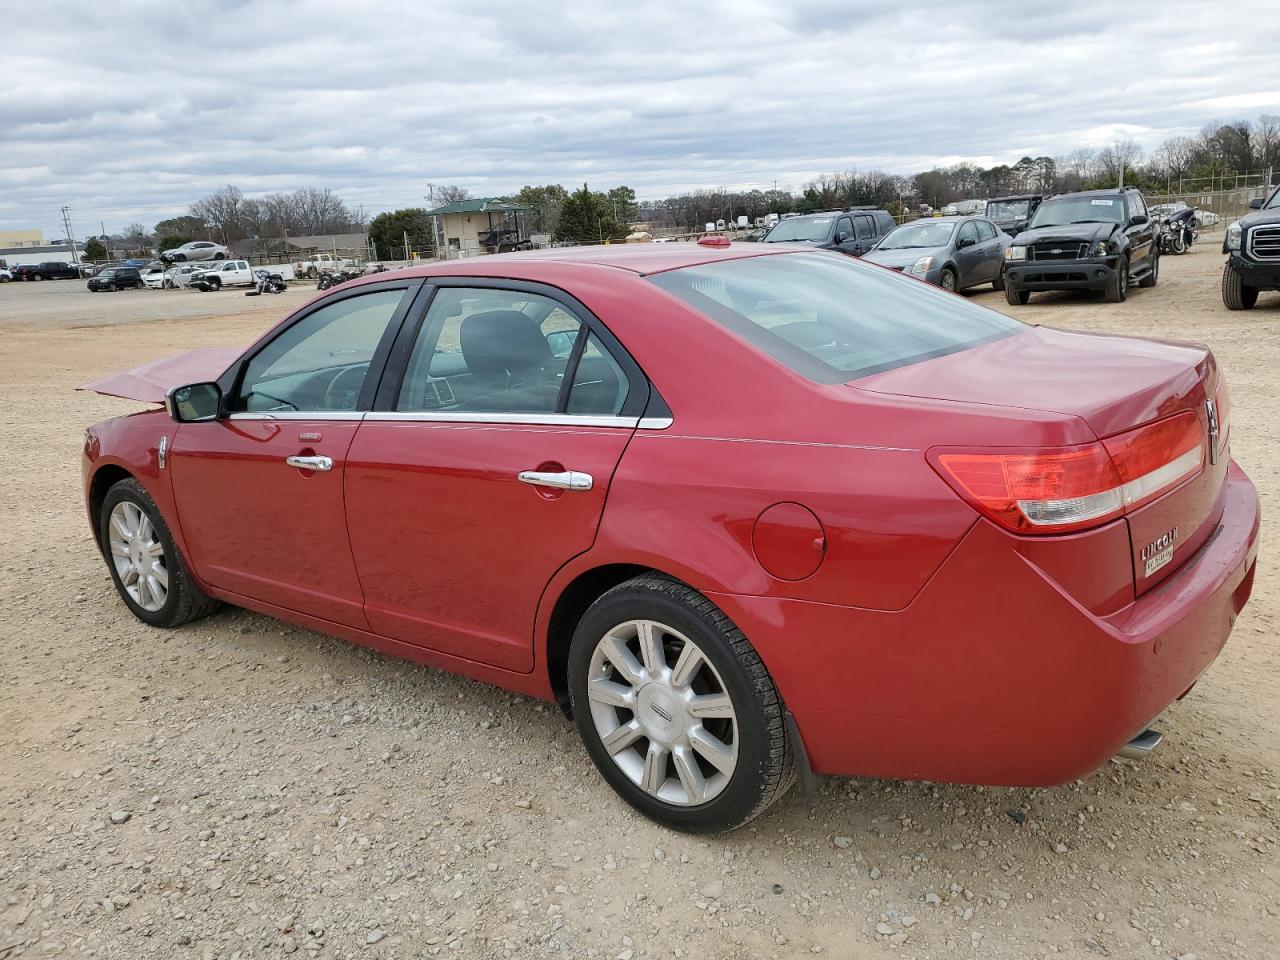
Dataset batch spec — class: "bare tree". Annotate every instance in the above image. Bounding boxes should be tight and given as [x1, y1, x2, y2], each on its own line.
[426, 183, 472, 206]
[1097, 138, 1142, 186]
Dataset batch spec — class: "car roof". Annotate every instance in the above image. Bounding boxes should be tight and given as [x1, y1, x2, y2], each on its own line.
[1047, 188, 1130, 199]
[395, 243, 792, 278]
[898, 215, 971, 224]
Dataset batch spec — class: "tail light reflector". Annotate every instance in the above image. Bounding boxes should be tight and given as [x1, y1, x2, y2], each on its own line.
[931, 412, 1203, 534]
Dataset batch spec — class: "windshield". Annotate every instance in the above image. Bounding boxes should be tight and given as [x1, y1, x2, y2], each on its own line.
[986, 200, 1029, 221]
[876, 221, 956, 250]
[650, 252, 1022, 382]
[763, 217, 832, 243]
[1265, 187, 1280, 210]
[1031, 196, 1125, 228]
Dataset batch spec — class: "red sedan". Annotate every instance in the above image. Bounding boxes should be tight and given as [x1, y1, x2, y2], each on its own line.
[81, 242, 1260, 833]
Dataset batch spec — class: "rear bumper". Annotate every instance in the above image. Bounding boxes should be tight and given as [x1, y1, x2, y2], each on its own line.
[711, 462, 1260, 785]
[1006, 257, 1119, 291]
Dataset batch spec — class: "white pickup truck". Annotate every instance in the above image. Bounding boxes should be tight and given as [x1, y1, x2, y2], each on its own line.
[190, 260, 256, 291]
[293, 253, 355, 278]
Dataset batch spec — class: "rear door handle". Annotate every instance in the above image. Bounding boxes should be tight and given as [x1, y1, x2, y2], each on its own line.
[286, 455, 333, 472]
[518, 470, 593, 491]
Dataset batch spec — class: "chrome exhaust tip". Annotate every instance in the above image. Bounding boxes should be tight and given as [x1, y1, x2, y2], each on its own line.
[1119, 728, 1163, 760]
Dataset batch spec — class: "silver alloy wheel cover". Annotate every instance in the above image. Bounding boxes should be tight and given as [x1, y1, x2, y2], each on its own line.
[108, 501, 169, 612]
[586, 619, 739, 806]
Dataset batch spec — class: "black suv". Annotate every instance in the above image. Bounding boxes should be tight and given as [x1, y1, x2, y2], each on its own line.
[983, 194, 1042, 237]
[1002, 187, 1159, 305]
[87, 266, 145, 292]
[13, 261, 81, 281]
[761, 208, 897, 256]
[1221, 185, 1280, 309]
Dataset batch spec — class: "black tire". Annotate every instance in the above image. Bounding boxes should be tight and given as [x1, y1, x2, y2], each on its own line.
[1104, 260, 1129, 303]
[939, 268, 957, 293]
[306, 266, 318, 279]
[99, 478, 218, 628]
[174, 254, 186, 262]
[213, 252, 226, 260]
[1172, 235, 1186, 255]
[1138, 250, 1159, 288]
[992, 268, 1005, 291]
[1222, 263, 1259, 310]
[206, 277, 221, 291]
[1005, 285, 1030, 305]
[106, 282, 117, 292]
[33, 273, 44, 281]
[568, 573, 794, 833]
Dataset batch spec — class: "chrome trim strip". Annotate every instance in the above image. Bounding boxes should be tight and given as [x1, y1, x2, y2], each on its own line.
[362, 411, 640, 428]
[637, 416, 674, 430]
[227, 411, 367, 421]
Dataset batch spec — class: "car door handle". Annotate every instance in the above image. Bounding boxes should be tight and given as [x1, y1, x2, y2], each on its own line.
[285, 455, 333, 472]
[518, 470, 593, 491]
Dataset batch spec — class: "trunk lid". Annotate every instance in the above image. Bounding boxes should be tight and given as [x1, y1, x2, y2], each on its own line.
[856, 326, 1227, 597]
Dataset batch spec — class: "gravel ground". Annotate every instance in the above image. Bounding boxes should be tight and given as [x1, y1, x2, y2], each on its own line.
[1, 246, 1277, 960]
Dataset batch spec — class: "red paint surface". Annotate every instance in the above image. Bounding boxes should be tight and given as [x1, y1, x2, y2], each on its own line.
[81, 245, 1262, 785]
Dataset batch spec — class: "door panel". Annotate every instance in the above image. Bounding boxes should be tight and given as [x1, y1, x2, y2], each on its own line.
[170, 417, 369, 626]
[344, 420, 632, 671]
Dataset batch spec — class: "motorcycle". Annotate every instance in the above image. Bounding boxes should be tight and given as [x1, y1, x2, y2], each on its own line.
[1158, 208, 1197, 255]
[243, 269, 288, 296]
[316, 268, 364, 291]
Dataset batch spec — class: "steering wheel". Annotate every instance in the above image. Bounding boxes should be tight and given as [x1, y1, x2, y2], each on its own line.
[322, 365, 367, 410]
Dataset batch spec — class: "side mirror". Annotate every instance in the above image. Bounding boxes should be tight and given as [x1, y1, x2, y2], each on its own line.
[165, 382, 222, 422]
[956, 236, 976, 248]
[1130, 214, 1149, 225]
[1250, 198, 1264, 209]
[834, 230, 850, 244]
[545, 330, 577, 360]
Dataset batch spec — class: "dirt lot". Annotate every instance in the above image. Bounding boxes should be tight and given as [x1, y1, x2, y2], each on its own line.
[1, 250, 1277, 960]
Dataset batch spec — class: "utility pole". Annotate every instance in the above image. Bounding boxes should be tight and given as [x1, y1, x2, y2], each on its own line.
[60, 206, 80, 265]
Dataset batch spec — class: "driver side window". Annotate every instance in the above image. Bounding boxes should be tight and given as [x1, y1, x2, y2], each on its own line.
[236, 289, 406, 413]
[957, 221, 979, 245]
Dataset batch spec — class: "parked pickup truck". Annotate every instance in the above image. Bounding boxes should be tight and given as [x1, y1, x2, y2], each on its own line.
[293, 253, 355, 278]
[1222, 184, 1280, 309]
[12, 261, 82, 281]
[190, 260, 258, 291]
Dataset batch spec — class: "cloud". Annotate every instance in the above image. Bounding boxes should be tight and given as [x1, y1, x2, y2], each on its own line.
[1, 0, 1278, 235]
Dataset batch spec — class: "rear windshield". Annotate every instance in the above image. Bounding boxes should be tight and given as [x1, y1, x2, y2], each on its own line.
[650, 252, 1023, 382]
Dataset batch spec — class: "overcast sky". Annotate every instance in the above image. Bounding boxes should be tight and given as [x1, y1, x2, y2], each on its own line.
[3, 0, 1279, 238]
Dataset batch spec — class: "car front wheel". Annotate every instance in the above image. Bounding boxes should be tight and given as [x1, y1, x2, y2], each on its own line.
[568, 573, 794, 833]
[99, 478, 218, 628]
[1222, 263, 1259, 310]
[1105, 260, 1129, 303]
[1005, 286, 1030, 305]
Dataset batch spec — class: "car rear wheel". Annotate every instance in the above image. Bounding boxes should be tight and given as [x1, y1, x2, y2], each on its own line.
[1005, 286, 1030, 305]
[99, 478, 218, 628]
[213, 252, 226, 260]
[1105, 260, 1129, 303]
[568, 573, 794, 833]
[1222, 263, 1259, 310]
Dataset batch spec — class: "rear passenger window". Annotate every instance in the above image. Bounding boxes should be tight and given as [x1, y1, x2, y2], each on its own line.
[396, 288, 630, 417]
[855, 216, 874, 240]
[976, 220, 996, 241]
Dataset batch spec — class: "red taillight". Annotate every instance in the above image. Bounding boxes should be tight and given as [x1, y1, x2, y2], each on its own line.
[931, 412, 1204, 535]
